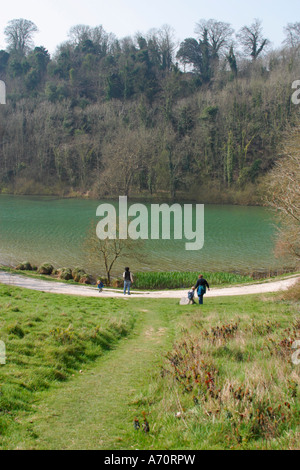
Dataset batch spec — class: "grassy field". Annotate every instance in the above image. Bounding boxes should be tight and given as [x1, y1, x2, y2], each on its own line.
[0, 281, 299, 449]
[130, 294, 300, 450]
[0, 284, 137, 445]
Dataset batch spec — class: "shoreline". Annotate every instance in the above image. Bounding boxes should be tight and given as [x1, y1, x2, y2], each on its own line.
[0, 188, 262, 207]
[1, 264, 298, 287]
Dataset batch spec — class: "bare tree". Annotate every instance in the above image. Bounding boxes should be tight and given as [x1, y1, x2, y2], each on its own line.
[157, 24, 177, 71]
[145, 25, 177, 71]
[4, 18, 38, 56]
[85, 222, 144, 285]
[265, 125, 300, 266]
[237, 19, 270, 61]
[195, 19, 234, 57]
[68, 24, 115, 55]
[99, 127, 153, 197]
[283, 22, 300, 50]
[87, 228, 127, 285]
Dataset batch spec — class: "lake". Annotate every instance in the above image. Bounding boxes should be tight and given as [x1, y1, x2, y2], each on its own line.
[0, 195, 285, 276]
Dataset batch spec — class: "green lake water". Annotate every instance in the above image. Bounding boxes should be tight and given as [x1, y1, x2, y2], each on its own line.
[0, 195, 284, 276]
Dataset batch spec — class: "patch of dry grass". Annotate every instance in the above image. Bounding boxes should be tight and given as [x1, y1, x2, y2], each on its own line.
[280, 279, 300, 302]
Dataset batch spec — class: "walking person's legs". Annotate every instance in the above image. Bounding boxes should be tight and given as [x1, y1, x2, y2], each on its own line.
[124, 281, 131, 295]
[199, 295, 203, 305]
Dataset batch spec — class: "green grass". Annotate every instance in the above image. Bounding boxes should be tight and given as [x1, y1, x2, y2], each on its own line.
[0, 284, 137, 443]
[134, 271, 254, 290]
[0, 282, 299, 450]
[129, 296, 300, 450]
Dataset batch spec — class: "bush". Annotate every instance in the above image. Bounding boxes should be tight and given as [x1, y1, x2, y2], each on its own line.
[280, 279, 300, 302]
[38, 263, 54, 275]
[72, 267, 86, 282]
[112, 278, 122, 288]
[16, 261, 32, 271]
[79, 274, 94, 285]
[58, 268, 73, 281]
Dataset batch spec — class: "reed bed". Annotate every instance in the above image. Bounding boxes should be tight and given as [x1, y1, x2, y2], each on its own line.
[133, 271, 253, 290]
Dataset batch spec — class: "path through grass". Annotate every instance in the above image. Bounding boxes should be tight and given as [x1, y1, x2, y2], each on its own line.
[1, 284, 299, 450]
[4, 298, 180, 450]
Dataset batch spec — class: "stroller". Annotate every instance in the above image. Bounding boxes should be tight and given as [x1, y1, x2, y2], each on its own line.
[180, 288, 196, 305]
[188, 288, 196, 304]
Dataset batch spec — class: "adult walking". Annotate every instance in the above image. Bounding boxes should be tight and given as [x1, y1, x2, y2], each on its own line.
[194, 274, 210, 305]
[123, 267, 133, 295]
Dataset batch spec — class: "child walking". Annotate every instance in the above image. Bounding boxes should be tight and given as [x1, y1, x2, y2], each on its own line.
[97, 279, 104, 293]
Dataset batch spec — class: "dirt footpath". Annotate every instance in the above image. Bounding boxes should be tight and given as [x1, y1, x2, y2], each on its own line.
[0, 271, 298, 299]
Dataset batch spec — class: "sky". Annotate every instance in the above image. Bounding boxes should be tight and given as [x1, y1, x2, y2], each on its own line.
[0, 0, 299, 55]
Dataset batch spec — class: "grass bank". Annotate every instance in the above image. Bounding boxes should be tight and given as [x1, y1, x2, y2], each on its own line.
[0, 284, 137, 444]
[0, 281, 299, 449]
[129, 295, 300, 450]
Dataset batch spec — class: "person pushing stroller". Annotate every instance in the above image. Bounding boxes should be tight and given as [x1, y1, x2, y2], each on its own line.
[193, 274, 210, 305]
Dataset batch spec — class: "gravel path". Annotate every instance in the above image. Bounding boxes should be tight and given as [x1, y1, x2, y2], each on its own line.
[0, 271, 298, 299]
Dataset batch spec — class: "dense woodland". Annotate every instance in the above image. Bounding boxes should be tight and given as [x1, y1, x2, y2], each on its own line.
[0, 18, 300, 202]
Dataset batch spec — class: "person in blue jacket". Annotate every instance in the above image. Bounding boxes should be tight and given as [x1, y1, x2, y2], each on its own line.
[194, 274, 210, 305]
[97, 279, 104, 293]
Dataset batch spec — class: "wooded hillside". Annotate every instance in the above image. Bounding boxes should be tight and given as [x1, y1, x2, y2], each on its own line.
[0, 18, 300, 202]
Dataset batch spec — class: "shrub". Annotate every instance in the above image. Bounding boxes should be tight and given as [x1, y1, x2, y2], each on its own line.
[280, 279, 300, 302]
[58, 268, 73, 281]
[79, 274, 94, 285]
[72, 267, 86, 282]
[112, 278, 122, 288]
[16, 261, 32, 271]
[38, 263, 54, 275]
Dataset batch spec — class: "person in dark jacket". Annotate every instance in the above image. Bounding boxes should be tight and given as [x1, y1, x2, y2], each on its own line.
[123, 267, 133, 295]
[194, 274, 210, 305]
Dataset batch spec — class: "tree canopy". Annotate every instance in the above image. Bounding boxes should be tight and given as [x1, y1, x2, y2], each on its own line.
[0, 17, 299, 203]
[4, 18, 38, 56]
